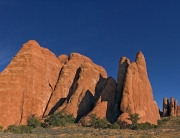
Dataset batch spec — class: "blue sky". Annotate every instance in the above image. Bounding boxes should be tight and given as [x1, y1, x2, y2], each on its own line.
[0, 0, 180, 110]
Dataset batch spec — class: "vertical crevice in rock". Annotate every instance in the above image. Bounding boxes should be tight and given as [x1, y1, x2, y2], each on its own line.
[163, 98, 170, 117]
[43, 66, 64, 117]
[19, 91, 25, 125]
[66, 67, 81, 101]
[115, 57, 130, 119]
[75, 75, 108, 123]
[47, 67, 81, 115]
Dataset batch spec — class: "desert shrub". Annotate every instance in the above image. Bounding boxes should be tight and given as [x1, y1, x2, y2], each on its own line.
[27, 116, 41, 128]
[44, 111, 75, 127]
[157, 117, 170, 127]
[128, 113, 140, 130]
[7, 125, 21, 134]
[7, 124, 32, 134]
[110, 122, 120, 129]
[129, 113, 140, 125]
[0, 126, 3, 131]
[136, 122, 157, 130]
[128, 113, 156, 130]
[4, 129, 8, 133]
[19, 125, 32, 133]
[118, 121, 131, 129]
[89, 114, 109, 129]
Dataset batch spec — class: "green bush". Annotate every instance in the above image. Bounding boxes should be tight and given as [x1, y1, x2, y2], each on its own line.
[129, 113, 140, 125]
[128, 113, 157, 130]
[136, 122, 157, 130]
[27, 116, 41, 128]
[0, 126, 3, 131]
[110, 122, 120, 129]
[7, 124, 32, 134]
[89, 114, 109, 129]
[44, 111, 75, 127]
[157, 117, 170, 127]
[19, 125, 32, 134]
[7, 125, 21, 134]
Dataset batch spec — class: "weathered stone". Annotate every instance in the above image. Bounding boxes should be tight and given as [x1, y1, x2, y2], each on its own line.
[175, 100, 178, 117]
[78, 77, 116, 125]
[44, 53, 107, 116]
[177, 106, 180, 116]
[0, 40, 61, 128]
[119, 51, 160, 124]
[170, 97, 175, 116]
[55, 61, 107, 121]
[117, 113, 132, 125]
[163, 98, 170, 117]
[115, 57, 130, 117]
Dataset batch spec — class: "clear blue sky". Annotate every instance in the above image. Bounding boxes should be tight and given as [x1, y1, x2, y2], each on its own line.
[0, 0, 180, 110]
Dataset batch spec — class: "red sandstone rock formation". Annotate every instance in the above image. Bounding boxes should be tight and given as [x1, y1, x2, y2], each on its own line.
[162, 97, 180, 117]
[163, 98, 170, 117]
[44, 53, 107, 117]
[118, 51, 160, 124]
[115, 57, 130, 118]
[78, 77, 116, 126]
[0, 40, 160, 128]
[55, 61, 107, 120]
[177, 106, 180, 116]
[0, 40, 61, 128]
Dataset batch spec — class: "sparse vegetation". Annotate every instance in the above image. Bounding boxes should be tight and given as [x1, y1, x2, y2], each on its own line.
[128, 113, 157, 130]
[43, 111, 75, 127]
[27, 116, 41, 128]
[110, 122, 120, 129]
[6, 124, 32, 134]
[2, 112, 180, 137]
[0, 116, 180, 137]
[89, 114, 109, 129]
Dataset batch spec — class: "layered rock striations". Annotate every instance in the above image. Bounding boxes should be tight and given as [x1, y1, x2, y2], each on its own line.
[117, 51, 160, 124]
[0, 40, 160, 128]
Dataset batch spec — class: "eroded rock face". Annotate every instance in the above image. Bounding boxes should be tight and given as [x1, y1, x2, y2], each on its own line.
[119, 51, 160, 124]
[177, 106, 180, 116]
[162, 97, 180, 117]
[163, 98, 170, 117]
[78, 77, 116, 126]
[0, 41, 160, 128]
[169, 97, 178, 117]
[43, 53, 107, 117]
[0, 40, 61, 128]
[117, 113, 131, 125]
[55, 61, 108, 121]
[115, 57, 130, 118]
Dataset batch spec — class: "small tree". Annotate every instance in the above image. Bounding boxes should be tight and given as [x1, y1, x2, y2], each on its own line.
[128, 113, 140, 130]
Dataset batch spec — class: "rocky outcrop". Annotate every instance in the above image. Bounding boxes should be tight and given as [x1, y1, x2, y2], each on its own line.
[163, 98, 170, 117]
[0, 40, 61, 128]
[162, 97, 180, 117]
[55, 61, 107, 121]
[44, 53, 107, 119]
[0, 40, 160, 128]
[115, 57, 130, 118]
[118, 51, 160, 124]
[170, 97, 175, 116]
[78, 77, 116, 126]
[177, 106, 180, 116]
